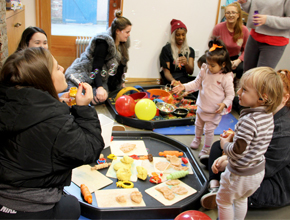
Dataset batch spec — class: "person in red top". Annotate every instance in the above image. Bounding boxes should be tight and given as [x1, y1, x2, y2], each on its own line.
[238, 0, 290, 72]
[212, 2, 249, 83]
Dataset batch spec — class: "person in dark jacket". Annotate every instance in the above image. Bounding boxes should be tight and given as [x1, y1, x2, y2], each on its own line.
[0, 47, 105, 219]
[65, 10, 131, 105]
[200, 69, 290, 210]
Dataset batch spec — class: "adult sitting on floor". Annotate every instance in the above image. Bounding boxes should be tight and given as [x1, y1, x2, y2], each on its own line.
[200, 69, 290, 210]
[0, 47, 104, 219]
[159, 19, 195, 85]
[65, 10, 131, 105]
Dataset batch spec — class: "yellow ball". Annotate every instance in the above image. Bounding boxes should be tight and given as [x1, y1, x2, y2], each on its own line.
[135, 98, 156, 121]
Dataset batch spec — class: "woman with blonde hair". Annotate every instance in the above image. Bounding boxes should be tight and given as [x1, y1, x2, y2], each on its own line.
[212, 2, 249, 84]
[65, 10, 132, 105]
[159, 19, 195, 85]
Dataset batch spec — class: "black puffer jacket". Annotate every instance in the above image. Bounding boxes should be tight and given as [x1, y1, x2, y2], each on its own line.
[0, 84, 104, 188]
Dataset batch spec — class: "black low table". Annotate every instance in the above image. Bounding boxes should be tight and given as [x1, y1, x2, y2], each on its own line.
[64, 131, 208, 219]
[106, 85, 196, 130]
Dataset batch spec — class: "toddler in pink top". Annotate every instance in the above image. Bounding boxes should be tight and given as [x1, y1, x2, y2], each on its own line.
[172, 37, 235, 162]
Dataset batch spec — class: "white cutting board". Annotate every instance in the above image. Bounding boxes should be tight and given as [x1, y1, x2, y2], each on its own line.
[106, 157, 143, 182]
[145, 180, 197, 206]
[72, 165, 113, 193]
[95, 188, 146, 208]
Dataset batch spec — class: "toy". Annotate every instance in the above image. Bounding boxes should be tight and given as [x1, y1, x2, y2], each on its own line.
[135, 98, 157, 121]
[159, 151, 183, 157]
[166, 171, 189, 180]
[148, 154, 153, 162]
[129, 154, 139, 160]
[221, 129, 235, 138]
[116, 181, 134, 188]
[80, 184, 92, 204]
[115, 87, 139, 100]
[97, 158, 106, 164]
[149, 172, 162, 184]
[115, 95, 136, 117]
[139, 155, 148, 160]
[107, 154, 117, 160]
[91, 162, 111, 170]
[181, 157, 188, 164]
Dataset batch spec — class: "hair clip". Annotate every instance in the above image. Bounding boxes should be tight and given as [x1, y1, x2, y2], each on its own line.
[209, 44, 223, 52]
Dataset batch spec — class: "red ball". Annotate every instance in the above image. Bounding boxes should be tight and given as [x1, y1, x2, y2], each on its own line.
[174, 210, 211, 220]
[115, 95, 136, 117]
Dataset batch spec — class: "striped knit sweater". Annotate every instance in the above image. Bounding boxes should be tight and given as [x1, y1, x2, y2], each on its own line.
[224, 107, 274, 176]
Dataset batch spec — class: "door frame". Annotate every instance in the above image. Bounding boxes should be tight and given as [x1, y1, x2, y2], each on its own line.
[35, 0, 123, 69]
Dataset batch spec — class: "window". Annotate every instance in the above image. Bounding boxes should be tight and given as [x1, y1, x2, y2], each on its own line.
[51, 0, 109, 36]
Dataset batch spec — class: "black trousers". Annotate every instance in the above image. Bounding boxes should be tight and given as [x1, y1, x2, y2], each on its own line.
[208, 140, 223, 182]
[230, 55, 244, 79]
[0, 194, 80, 219]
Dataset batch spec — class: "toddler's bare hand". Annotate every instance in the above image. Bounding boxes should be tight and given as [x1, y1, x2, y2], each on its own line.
[215, 103, 226, 114]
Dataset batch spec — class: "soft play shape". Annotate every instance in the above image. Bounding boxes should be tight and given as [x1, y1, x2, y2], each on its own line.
[174, 210, 211, 220]
[115, 95, 136, 117]
[135, 98, 157, 121]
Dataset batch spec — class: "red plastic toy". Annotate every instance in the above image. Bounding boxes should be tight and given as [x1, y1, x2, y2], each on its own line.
[181, 157, 188, 164]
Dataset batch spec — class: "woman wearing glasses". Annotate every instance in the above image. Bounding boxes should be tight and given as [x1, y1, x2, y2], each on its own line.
[212, 2, 249, 87]
[238, 0, 290, 72]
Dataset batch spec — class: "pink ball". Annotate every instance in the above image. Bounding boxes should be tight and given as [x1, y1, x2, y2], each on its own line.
[174, 210, 211, 220]
[115, 95, 136, 117]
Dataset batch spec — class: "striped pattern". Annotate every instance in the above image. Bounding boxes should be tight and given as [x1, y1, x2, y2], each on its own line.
[224, 107, 274, 176]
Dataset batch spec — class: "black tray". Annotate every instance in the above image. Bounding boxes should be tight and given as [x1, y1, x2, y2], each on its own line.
[106, 85, 196, 130]
[64, 131, 208, 219]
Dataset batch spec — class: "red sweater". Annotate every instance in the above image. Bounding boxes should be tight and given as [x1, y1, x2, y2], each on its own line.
[212, 22, 249, 61]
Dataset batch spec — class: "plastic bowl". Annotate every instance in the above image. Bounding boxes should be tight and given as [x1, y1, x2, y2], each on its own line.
[147, 89, 173, 103]
[173, 108, 189, 118]
[129, 92, 148, 102]
[156, 102, 175, 116]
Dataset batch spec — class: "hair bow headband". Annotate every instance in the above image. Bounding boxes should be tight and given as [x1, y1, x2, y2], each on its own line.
[209, 44, 223, 52]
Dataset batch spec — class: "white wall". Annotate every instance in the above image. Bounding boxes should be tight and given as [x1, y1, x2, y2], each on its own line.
[21, 0, 36, 27]
[22, 0, 289, 78]
[276, 46, 290, 70]
[123, 0, 219, 78]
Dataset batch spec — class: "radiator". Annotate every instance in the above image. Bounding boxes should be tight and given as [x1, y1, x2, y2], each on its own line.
[75, 36, 92, 58]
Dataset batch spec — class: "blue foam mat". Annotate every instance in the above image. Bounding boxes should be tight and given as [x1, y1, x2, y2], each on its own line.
[153, 113, 238, 135]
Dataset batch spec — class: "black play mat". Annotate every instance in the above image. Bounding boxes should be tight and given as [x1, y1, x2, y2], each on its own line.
[64, 131, 208, 219]
[106, 85, 196, 130]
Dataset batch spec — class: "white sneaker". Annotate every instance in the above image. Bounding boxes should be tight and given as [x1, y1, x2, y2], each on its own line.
[190, 138, 201, 149]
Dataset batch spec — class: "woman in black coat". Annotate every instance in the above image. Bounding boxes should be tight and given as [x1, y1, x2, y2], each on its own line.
[0, 47, 104, 219]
